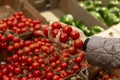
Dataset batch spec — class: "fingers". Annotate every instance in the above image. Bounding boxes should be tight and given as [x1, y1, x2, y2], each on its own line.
[43, 23, 86, 48]
[48, 27, 54, 42]
[55, 30, 61, 44]
[37, 30, 46, 37]
[79, 29, 86, 41]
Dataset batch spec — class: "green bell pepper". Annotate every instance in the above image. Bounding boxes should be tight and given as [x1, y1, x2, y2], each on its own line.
[107, 0, 119, 8]
[90, 25, 104, 35]
[60, 14, 75, 25]
[93, 0, 102, 7]
[80, 25, 91, 36]
[91, 25, 104, 33]
[59, 14, 104, 37]
[80, 0, 95, 11]
[104, 12, 120, 26]
[90, 11, 104, 22]
[109, 7, 120, 17]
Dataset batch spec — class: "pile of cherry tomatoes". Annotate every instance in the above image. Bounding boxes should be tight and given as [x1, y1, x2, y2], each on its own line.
[0, 12, 85, 80]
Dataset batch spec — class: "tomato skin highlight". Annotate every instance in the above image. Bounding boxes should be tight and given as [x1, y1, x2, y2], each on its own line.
[60, 33, 68, 43]
[70, 30, 80, 40]
[68, 46, 76, 55]
[43, 26, 49, 36]
[51, 21, 62, 29]
[52, 29, 60, 37]
[62, 25, 72, 35]
[74, 39, 83, 49]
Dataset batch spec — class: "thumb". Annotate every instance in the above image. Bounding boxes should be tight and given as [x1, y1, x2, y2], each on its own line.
[55, 30, 61, 44]
[48, 27, 54, 42]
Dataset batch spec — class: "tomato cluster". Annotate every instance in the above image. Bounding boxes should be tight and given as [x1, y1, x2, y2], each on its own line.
[43, 22, 81, 43]
[0, 12, 86, 80]
[94, 69, 120, 80]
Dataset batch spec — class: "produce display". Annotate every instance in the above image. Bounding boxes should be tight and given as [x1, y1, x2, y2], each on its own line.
[79, 0, 120, 27]
[60, 14, 104, 37]
[0, 11, 119, 80]
[93, 69, 119, 80]
[0, 12, 88, 79]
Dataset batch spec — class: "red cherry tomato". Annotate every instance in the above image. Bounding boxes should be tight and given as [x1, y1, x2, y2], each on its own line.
[68, 46, 76, 55]
[51, 22, 62, 29]
[70, 30, 80, 40]
[52, 29, 60, 37]
[60, 33, 68, 43]
[45, 72, 54, 79]
[43, 26, 49, 36]
[62, 25, 72, 35]
[74, 39, 83, 49]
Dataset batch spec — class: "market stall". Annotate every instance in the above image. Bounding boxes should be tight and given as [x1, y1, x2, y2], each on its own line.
[0, 0, 120, 80]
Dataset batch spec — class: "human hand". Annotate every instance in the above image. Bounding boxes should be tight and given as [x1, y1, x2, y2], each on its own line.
[46, 22, 86, 48]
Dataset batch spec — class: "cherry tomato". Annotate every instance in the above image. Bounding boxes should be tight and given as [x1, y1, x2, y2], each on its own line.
[32, 62, 39, 69]
[18, 22, 25, 28]
[23, 47, 31, 54]
[27, 57, 33, 64]
[34, 24, 41, 30]
[0, 42, 7, 48]
[74, 39, 83, 49]
[21, 55, 28, 62]
[60, 62, 68, 69]
[53, 75, 60, 80]
[68, 46, 76, 55]
[52, 29, 60, 37]
[7, 45, 14, 52]
[0, 36, 7, 42]
[12, 37, 20, 43]
[38, 58, 44, 65]
[14, 67, 21, 74]
[51, 21, 61, 29]
[74, 57, 82, 64]
[60, 33, 68, 43]
[7, 34, 13, 40]
[70, 30, 80, 40]
[13, 43, 20, 49]
[33, 70, 41, 77]
[12, 54, 18, 62]
[62, 25, 72, 35]
[45, 72, 54, 79]
[43, 26, 49, 36]
[72, 65, 79, 71]
[67, 70, 73, 75]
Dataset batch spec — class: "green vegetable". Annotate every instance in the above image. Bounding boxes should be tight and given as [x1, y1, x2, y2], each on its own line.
[90, 25, 104, 35]
[60, 14, 75, 25]
[75, 20, 83, 28]
[104, 12, 120, 26]
[118, 12, 120, 18]
[107, 0, 119, 8]
[90, 11, 104, 22]
[91, 25, 104, 33]
[93, 0, 102, 7]
[109, 7, 120, 17]
[79, 0, 120, 27]
[75, 21, 92, 36]
[96, 7, 108, 17]
[59, 14, 104, 37]
[90, 29, 96, 35]
[80, 25, 91, 36]
[80, 0, 95, 11]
